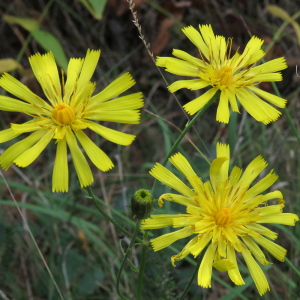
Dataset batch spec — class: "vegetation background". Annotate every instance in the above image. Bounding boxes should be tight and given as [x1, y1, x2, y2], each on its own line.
[0, 0, 299, 299]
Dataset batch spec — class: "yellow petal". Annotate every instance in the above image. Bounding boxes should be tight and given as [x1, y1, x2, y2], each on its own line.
[83, 120, 135, 146]
[11, 119, 52, 134]
[198, 243, 217, 288]
[213, 259, 235, 272]
[182, 26, 209, 58]
[247, 86, 286, 108]
[0, 129, 48, 171]
[190, 232, 212, 257]
[249, 73, 282, 82]
[75, 129, 113, 172]
[71, 81, 95, 108]
[76, 49, 100, 95]
[0, 95, 45, 115]
[0, 72, 48, 108]
[172, 49, 206, 69]
[173, 216, 202, 228]
[64, 57, 84, 104]
[171, 236, 199, 267]
[183, 88, 218, 115]
[84, 110, 141, 124]
[245, 223, 278, 240]
[151, 226, 195, 252]
[141, 214, 182, 230]
[159, 193, 198, 207]
[65, 129, 93, 188]
[52, 137, 68, 193]
[217, 90, 230, 123]
[217, 142, 230, 182]
[29, 52, 62, 105]
[228, 88, 240, 113]
[149, 163, 195, 198]
[165, 59, 201, 77]
[168, 79, 210, 93]
[209, 157, 228, 192]
[199, 24, 218, 58]
[242, 236, 269, 265]
[14, 128, 55, 167]
[249, 57, 287, 75]
[218, 231, 227, 257]
[0, 128, 21, 143]
[87, 92, 144, 111]
[241, 249, 270, 296]
[227, 243, 245, 285]
[89, 72, 135, 105]
[258, 213, 299, 226]
[236, 88, 281, 124]
[53, 126, 67, 140]
[253, 235, 287, 262]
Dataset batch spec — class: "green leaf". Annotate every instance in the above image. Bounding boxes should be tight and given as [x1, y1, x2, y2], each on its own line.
[31, 29, 68, 70]
[2, 15, 39, 31]
[77, 0, 107, 20]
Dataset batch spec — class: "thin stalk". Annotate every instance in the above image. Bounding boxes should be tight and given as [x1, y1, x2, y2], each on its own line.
[178, 249, 205, 300]
[85, 186, 143, 243]
[136, 231, 149, 300]
[285, 257, 300, 278]
[151, 91, 219, 195]
[116, 220, 141, 300]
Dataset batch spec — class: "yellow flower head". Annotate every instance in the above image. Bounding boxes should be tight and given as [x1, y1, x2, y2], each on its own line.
[157, 24, 288, 124]
[142, 143, 299, 295]
[0, 50, 144, 192]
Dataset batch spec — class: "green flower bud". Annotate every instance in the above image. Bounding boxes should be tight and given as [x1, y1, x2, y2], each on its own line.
[130, 189, 153, 220]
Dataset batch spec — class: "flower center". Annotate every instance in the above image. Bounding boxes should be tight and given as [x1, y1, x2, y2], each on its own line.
[215, 208, 231, 226]
[52, 103, 75, 125]
[217, 66, 233, 86]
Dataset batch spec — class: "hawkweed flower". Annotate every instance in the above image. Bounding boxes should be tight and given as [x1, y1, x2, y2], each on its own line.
[141, 143, 299, 295]
[0, 50, 144, 192]
[157, 24, 287, 124]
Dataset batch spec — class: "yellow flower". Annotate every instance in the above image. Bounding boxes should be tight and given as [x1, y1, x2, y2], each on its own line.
[0, 50, 144, 192]
[157, 24, 288, 124]
[142, 143, 299, 295]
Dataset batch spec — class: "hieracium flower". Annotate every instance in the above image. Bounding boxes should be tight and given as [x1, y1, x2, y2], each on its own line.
[157, 24, 287, 124]
[0, 50, 144, 192]
[141, 143, 299, 295]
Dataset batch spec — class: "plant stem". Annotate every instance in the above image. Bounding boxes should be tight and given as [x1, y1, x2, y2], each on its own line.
[85, 186, 143, 243]
[116, 220, 141, 300]
[151, 91, 220, 195]
[136, 231, 149, 300]
[178, 249, 205, 300]
[285, 257, 300, 278]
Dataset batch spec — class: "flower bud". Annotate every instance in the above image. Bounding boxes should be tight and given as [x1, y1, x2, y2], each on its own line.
[130, 189, 153, 220]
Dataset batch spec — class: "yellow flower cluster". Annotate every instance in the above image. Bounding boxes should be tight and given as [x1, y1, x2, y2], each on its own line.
[0, 23, 298, 297]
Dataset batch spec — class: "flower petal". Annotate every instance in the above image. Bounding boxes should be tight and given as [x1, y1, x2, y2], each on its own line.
[0, 72, 49, 108]
[168, 79, 210, 93]
[198, 243, 217, 288]
[141, 214, 182, 230]
[165, 59, 201, 77]
[257, 213, 299, 226]
[89, 72, 135, 105]
[227, 243, 245, 285]
[241, 249, 270, 296]
[216, 142, 230, 182]
[242, 236, 269, 265]
[52, 137, 68, 193]
[14, 128, 55, 167]
[0, 128, 21, 143]
[217, 89, 230, 123]
[228, 88, 240, 112]
[84, 110, 141, 124]
[83, 120, 135, 146]
[210, 157, 228, 192]
[65, 129, 93, 188]
[159, 193, 198, 207]
[150, 163, 195, 198]
[253, 235, 287, 262]
[151, 226, 195, 251]
[75, 129, 113, 172]
[76, 49, 100, 95]
[64, 57, 84, 104]
[183, 88, 218, 115]
[172, 49, 206, 69]
[29, 52, 62, 106]
[190, 232, 212, 257]
[0, 129, 48, 170]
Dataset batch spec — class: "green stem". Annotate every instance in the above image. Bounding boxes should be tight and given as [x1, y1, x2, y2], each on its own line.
[178, 249, 205, 300]
[116, 221, 141, 300]
[85, 186, 143, 243]
[151, 91, 219, 195]
[136, 231, 149, 300]
[285, 257, 300, 278]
